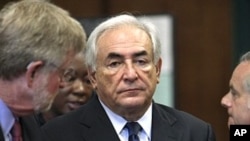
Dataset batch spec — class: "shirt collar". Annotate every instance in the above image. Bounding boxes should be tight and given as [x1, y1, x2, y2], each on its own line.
[137, 104, 152, 140]
[0, 99, 15, 138]
[99, 98, 152, 140]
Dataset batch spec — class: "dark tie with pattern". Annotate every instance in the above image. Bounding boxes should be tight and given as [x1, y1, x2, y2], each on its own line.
[125, 122, 141, 141]
[11, 118, 23, 141]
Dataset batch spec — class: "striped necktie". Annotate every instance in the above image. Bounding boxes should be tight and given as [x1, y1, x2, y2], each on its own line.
[125, 122, 141, 141]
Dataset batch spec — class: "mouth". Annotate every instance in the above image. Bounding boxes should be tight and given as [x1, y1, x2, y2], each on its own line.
[67, 101, 84, 110]
[118, 88, 144, 94]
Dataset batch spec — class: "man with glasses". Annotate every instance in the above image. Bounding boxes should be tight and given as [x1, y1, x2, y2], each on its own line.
[34, 53, 93, 126]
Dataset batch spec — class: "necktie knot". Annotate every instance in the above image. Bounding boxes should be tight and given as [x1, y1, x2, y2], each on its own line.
[125, 122, 141, 141]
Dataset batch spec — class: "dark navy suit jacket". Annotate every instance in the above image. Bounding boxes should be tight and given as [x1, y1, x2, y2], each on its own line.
[42, 95, 216, 141]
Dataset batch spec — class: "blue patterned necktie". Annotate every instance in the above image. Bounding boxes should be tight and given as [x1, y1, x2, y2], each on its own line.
[125, 122, 141, 141]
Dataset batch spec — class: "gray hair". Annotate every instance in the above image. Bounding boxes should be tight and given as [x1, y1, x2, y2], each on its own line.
[85, 14, 161, 72]
[0, 0, 86, 80]
[240, 51, 250, 63]
[239, 52, 250, 92]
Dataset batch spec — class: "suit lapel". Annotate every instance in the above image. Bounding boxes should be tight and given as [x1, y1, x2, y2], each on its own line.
[151, 103, 183, 141]
[20, 116, 43, 141]
[0, 128, 4, 141]
[78, 95, 120, 141]
[78, 96, 184, 141]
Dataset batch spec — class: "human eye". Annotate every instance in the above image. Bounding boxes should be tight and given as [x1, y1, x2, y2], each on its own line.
[62, 69, 77, 83]
[231, 90, 236, 97]
[230, 88, 239, 99]
[134, 58, 149, 66]
[107, 60, 122, 68]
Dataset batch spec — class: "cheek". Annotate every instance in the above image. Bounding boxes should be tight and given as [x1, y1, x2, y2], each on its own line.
[94, 71, 119, 95]
[47, 73, 60, 93]
[233, 99, 250, 117]
[97, 76, 113, 91]
[97, 70, 116, 84]
[60, 85, 73, 94]
[83, 86, 93, 95]
[141, 68, 158, 84]
[247, 97, 250, 109]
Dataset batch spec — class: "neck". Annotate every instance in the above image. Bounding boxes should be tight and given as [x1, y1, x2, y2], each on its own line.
[0, 77, 34, 116]
[121, 107, 148, 121]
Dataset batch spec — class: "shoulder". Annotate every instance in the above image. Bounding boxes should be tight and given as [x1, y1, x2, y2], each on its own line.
[154, 103, 206, 123]
[153, 103, 216, 140]
[41, 106, 86, 141]
[41, 95, 102, 140]
[42, 103, 88, 129]
[21, 116, 43, 141]
[43, 93, 99, 128]
[153, 103, 214, 132]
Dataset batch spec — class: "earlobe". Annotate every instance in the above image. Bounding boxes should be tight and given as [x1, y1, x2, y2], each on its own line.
[26, 61, 44, 88]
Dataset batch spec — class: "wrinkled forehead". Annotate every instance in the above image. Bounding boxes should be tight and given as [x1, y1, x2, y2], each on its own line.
[234, 62, 250, 78]
[97, 25, 151, 48]
[101, 24, 148, 37]
[233, 62, 250, 92]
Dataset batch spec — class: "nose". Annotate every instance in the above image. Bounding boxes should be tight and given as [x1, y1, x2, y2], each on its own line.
[72, 79, 85, 96]
[221, 93, 232, 108]
[123, 62, 138, 82]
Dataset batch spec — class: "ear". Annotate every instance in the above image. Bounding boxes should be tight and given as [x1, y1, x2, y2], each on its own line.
[88, 69, 97, 89]
[155, 58, 162, 84]
[26, 61, 44, 88]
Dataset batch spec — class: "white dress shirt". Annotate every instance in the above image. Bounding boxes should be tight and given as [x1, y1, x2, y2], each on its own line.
[99, 99, 152, 141]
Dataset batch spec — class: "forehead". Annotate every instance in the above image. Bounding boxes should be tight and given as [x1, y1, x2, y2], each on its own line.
[233, 62, 250, 79]
[65, 54, 86, 70]
[231, 62, 250, 87]
[97, 25, 151, 50]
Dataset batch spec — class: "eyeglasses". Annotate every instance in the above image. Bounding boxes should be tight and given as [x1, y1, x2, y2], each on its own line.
[27, 61, 92, 86]
[60, 68, 92, 86]
[61, 68, 76, 83]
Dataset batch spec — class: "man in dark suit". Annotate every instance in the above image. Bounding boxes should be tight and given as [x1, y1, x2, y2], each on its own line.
[221, 51, 250, 128]
[42, 14, 216, 141]
[0, 0, 86, 140]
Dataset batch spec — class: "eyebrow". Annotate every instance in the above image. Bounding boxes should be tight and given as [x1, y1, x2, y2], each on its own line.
[106, 50, 148, 60]
[133, 50, 148, 58]
[107, 52, 123, 60]
[229, 84, 238, 93]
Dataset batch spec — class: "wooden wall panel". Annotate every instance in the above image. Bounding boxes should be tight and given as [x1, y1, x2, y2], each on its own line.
[50, 0, 106, 18]
[0, 0, 233, 141]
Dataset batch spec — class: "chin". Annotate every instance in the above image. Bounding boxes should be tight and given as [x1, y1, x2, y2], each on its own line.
[123, 100, 145, 108]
